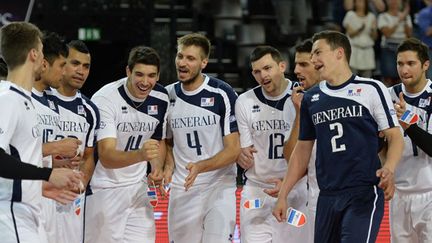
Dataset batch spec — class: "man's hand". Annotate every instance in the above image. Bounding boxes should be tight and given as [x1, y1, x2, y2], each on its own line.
[292, 86, 305, 112]
[49, 168, 84, 190]
[54, 138, 82, 158]
[53, 151, 83, 169]
[272, 198, 289, 222]
[237, 146, 257, 169]
[377, 167, 395, 200]
[263, 178, 283, 198]
[139, 139, 160, 161]
[184, 162, 201, 191]
[42, 182, 79, 204]
[394, 92, 410, 130]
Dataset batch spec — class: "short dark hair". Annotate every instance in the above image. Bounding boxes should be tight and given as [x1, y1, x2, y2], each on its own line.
[127, 46, 161, 72]
[312, 30, 351, 61]
[295, 39, 313, 54]
[67, 40, 90, 54]
[177, 33, 211, 59]
[250, 45, 284, 64]
[42, 31, 68, 65]
[0, 22, 43, 70]
[397, 38, 430, 64]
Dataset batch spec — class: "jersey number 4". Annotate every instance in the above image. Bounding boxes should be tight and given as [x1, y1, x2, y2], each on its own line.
[330, 122, 346, 153]
[187, 131, 203, 156]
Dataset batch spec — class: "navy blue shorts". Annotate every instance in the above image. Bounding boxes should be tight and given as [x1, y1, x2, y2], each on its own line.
[314, 185, 384, 243]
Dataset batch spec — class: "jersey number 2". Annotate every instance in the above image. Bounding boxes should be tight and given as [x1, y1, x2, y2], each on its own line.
[329, 122, 346, 152]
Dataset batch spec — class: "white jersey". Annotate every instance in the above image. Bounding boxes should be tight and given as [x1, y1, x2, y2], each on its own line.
[166, 74, 238, 187]
[389, 80, 432, 193]
[0, 81, 43, 211]
[235, 80, 296, 187]
[50, 89, 99, 153]
[32, 88, 60, 168]
[90, 77, 169, 189]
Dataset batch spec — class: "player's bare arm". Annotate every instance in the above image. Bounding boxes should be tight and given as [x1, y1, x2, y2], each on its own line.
[283, 86, 304, 164]
[42, 137, 82, 158]
[377, 126, 404, 200]
[163, 138, 175, 184]
[42, 181, 79, 205]
[184, 132, 240, 191]
[273, 139, 313, 222]
[97, 137, 159, 169]
[80, 147, 96, 188]
[148, 139, 166, 184]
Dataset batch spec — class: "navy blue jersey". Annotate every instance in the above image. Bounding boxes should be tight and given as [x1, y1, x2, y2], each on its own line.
[299, 75, 398, 191]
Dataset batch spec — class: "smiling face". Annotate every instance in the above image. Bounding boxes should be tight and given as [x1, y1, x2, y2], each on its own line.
[294, 52, 320, 90]
[126, 63, 159, 100]
[397, 50, 429, 92]
[251, 53, 287, 96]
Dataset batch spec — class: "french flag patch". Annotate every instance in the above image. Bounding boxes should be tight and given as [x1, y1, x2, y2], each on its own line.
[74, 197, 82, 216]
[147, 186, 158, 207]
[243, 198, 263, 209]
[286, 207, 306, 227]
[200, 97, 214, 107]
[147, 105, 158, 115]
[400, 109, 419, 125]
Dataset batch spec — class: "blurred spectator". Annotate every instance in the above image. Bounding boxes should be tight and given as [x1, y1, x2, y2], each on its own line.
[343, 0, 378, 77]
[378, 0, 413, 86]
[271, 0, 311, 35]
[416, 0, 432, 78]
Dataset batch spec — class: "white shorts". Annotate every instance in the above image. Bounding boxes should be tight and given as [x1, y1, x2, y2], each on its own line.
[55, 192, 85, 243]
[240, 177, 311, 243]
[84, 182, 155, 243]
[390, 190, 432, 243]
[0, 201, 42, 243]
[168, 178, 236, 243]
[38, 197, 56, 243]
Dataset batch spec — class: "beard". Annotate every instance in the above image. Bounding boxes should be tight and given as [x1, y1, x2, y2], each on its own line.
[179, 70, 200, 85]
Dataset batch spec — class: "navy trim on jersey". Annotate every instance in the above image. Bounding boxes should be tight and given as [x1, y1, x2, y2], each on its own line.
[173, 76, 238, 134]
[351, 79, 395, 128]
[207, 77, 239, 133]
[253, 87, 291, 111]
[10, 202, 20, 243]
[9, 145, 22, 202]
[118, 84, 168, 140]
[10, 86, 31, 102]
[32, 92, 60, 114]
[81, 95, 100, 147]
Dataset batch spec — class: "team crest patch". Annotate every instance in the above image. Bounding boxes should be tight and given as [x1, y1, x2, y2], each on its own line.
[348, 88, 362, 96]
[148, 105, 158, 115]
[419, 97, 431, 108]
[201, 97, 214, 107]
[286, 207, 306, 227]
[77, 105, 86, 116]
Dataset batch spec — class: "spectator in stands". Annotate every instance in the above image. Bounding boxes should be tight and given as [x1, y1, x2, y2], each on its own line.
[378, 0, 413, 86]
[343, 0, 378, 77]
[416, 0, 432, 78]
